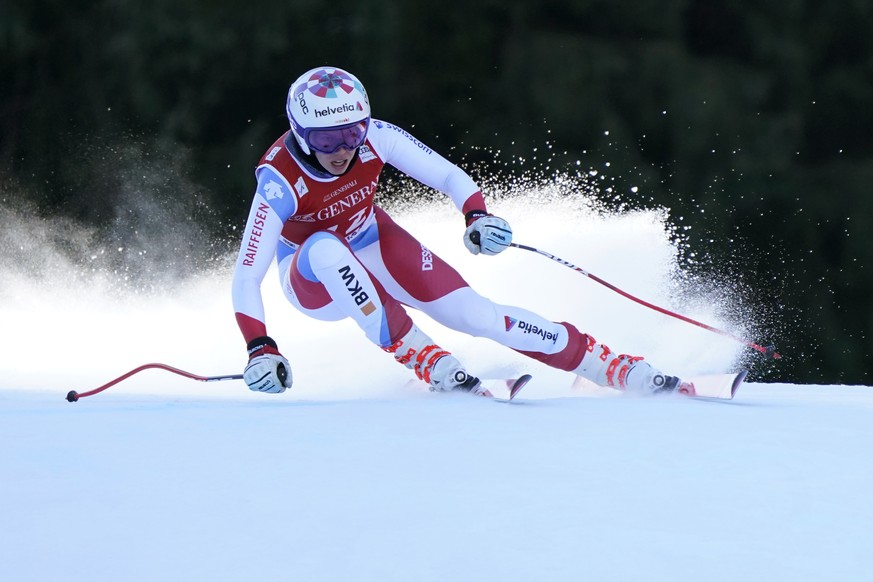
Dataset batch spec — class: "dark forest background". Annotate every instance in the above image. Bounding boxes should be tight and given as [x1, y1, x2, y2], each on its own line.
[2, 1, 871, 384]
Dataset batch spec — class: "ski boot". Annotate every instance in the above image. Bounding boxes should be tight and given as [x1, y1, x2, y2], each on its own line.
[384, 324, 491, 396]
[573, 337, 695, 395]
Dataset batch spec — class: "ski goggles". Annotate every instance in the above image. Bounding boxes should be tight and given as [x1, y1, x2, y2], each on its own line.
[305, 119, 369, 154]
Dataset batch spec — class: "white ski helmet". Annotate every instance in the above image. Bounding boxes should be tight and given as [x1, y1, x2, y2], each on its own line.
[286, 66, 371, 155]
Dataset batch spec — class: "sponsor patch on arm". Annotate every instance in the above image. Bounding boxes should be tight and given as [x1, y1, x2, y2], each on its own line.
[255, 165, 299, 219]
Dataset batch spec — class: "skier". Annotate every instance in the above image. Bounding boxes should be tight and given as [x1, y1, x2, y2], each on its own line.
[232, 66, 690, 397]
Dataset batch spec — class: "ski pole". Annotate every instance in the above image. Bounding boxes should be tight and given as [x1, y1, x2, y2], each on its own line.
[66, 363, 243, 402]
[510, 242, 781, 359]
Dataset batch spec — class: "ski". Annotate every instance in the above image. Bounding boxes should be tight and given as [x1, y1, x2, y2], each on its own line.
[491, 373, 533, 402]
[571, 370, 748, 400]
[407, 374, 532, 401]
[682, 370, 748, 400]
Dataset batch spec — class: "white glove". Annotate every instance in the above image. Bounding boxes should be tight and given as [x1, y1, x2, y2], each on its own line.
[463, 215, 513, 256]
[244, 353, 292, 393]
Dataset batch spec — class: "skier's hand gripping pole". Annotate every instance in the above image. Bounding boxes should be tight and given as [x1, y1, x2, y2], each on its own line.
[243, 336, 293, 393]
[510, 242, 781, 359]
[463, 211, 513, 256]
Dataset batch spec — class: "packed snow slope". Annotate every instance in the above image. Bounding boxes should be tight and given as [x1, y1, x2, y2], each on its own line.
[2, 194, 871, 581]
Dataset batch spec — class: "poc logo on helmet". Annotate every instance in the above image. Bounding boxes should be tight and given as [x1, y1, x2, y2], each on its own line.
[295, 91, 309, 115]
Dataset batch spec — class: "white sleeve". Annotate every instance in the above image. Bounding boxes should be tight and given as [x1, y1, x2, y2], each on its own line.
[231, 167, 298, 334]
[366, 120, 480, 211]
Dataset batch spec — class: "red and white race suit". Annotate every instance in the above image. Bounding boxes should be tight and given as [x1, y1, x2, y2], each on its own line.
[231, 119, 593, 372]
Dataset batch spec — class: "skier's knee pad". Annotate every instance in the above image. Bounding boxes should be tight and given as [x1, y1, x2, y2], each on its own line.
[298, 232, 351, 279]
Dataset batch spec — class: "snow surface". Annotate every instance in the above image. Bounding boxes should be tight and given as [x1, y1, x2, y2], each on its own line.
[2, 195, 871, 581]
